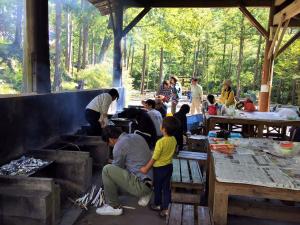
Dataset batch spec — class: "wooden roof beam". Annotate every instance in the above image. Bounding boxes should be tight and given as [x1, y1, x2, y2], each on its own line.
[277, 31, 300, 56]
[89, 0, 273, 8]
[274, 18, 290, 57]
[275, 0, 287, 6]
[273, 0, 300, 25]
[122, 7, 151, 37]
[123, 0, 273, 8]
[239, 4, 268, 39]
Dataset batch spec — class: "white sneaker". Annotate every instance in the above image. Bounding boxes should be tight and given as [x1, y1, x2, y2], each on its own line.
[96, 204, 123, 216]
[138, 192, 152, 207]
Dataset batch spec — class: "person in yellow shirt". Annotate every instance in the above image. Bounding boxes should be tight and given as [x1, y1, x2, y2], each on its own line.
[140, 116, 179, 217]
[219, 79, 236, 107]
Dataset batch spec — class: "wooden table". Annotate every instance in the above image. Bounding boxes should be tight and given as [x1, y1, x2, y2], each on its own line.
[208, 139, 300, 225]
[206, 112, 300, 138]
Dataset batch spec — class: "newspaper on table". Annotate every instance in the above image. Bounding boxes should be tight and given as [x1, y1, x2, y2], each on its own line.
[213, 138, 300, 190]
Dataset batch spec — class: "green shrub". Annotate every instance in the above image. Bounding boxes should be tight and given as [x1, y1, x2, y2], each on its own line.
[76, 63, 112, 89]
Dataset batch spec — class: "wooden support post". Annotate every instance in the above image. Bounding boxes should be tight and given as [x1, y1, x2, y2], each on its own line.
[112, 4, 123, 87]
[122, 7, 151, 37]
[23, 0, 51, 93]
[141, 44, 147, 94]
[157, 47, 164, 92]
[239, 5, 268, 39]
[259, 5, 275, 112]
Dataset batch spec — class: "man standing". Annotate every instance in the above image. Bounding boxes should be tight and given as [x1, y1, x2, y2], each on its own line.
[96, 126, 153, 216]
[85, 88, 119, 135]
[190, 78, 203, 115]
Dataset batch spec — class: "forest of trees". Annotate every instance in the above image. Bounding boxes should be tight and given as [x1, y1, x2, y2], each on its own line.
[0, 0, 299, 104]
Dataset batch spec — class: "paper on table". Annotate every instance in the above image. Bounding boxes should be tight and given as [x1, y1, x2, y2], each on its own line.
[214, 151, 300, 190]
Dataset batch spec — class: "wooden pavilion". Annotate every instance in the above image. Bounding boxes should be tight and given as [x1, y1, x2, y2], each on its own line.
[84, 0, 300, 111]
[0, 1, 298, 224]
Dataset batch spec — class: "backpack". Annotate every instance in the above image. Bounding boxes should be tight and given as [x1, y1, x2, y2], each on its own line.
[208, 104, 218, 115]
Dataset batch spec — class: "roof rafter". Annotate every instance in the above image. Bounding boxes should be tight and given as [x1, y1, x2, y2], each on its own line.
[88, 0, 273, 15]
[273, 0, 300, 25]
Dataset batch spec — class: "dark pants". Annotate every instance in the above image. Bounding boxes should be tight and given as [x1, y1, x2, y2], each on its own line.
[85, 109, 102, 135]
[153, 164, 173, 210]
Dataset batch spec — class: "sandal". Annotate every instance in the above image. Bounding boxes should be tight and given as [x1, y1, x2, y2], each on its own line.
[150, 204, 161, 211]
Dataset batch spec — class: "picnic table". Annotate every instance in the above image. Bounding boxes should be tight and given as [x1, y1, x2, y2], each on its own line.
[206, 111, 300, 138]
[208, 138, 300, 225]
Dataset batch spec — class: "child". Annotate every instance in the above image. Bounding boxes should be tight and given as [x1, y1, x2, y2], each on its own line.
[140, 116, 179, 217]
[206, 94, 218, 115]
[236, 97, 256, 112]
[243, 98, 256, 112]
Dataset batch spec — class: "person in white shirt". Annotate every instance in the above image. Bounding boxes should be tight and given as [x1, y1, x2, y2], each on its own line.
[190, 78, 203, 115]
[85, 88, 119, 135]
[144, 99, 163, 137]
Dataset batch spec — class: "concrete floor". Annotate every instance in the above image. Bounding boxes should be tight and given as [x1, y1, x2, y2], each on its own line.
[74, 200, 300, 225]
[74, 195, 166, 225]
[73, 171, 300, 225]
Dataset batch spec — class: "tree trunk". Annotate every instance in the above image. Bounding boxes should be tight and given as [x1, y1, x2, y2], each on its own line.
[205, 34, 210, 92]
[157, 47, 163, 92]
[236, 17, 245, 98]
[130, 46, 134, 76]
[81, 10, 89, 69]
[77, 26, 83, 72]
[98, 35, 112, 63]
[13, 1, 23, 48]
[292, 79, 296, 105]
[277, 79, 283, 103]
[141, 44, 147, 94]
[53, 0, 62, 91]
[123, 35, 127, 68]
[126, 39, 132, 70]
[64, 9, 72, 73]
[90, 33, 95, 65]
[253, 35, 262, 89]
[227, 44, 234, 79]
[146, 62, 149, 91]
[72, 45, 75, 77]
[98, 16, 113, 63]
[92, 35, 95, 65]
[222, 28, 227, 68]
[193, 40, 200, 77]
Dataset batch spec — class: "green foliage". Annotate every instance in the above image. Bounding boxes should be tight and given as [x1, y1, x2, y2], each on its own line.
[0, 57, 22, 93]
[76, 63, 112, 89]
[0, 0, 299, 106]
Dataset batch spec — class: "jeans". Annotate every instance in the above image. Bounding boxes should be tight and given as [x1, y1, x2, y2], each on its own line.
[153, 164, 173, 210]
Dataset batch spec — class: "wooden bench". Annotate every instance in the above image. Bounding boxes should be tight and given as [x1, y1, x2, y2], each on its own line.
[167, 203, 214, 225]
[171, 159, 204, 204]
[177, 151, 207, 166]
